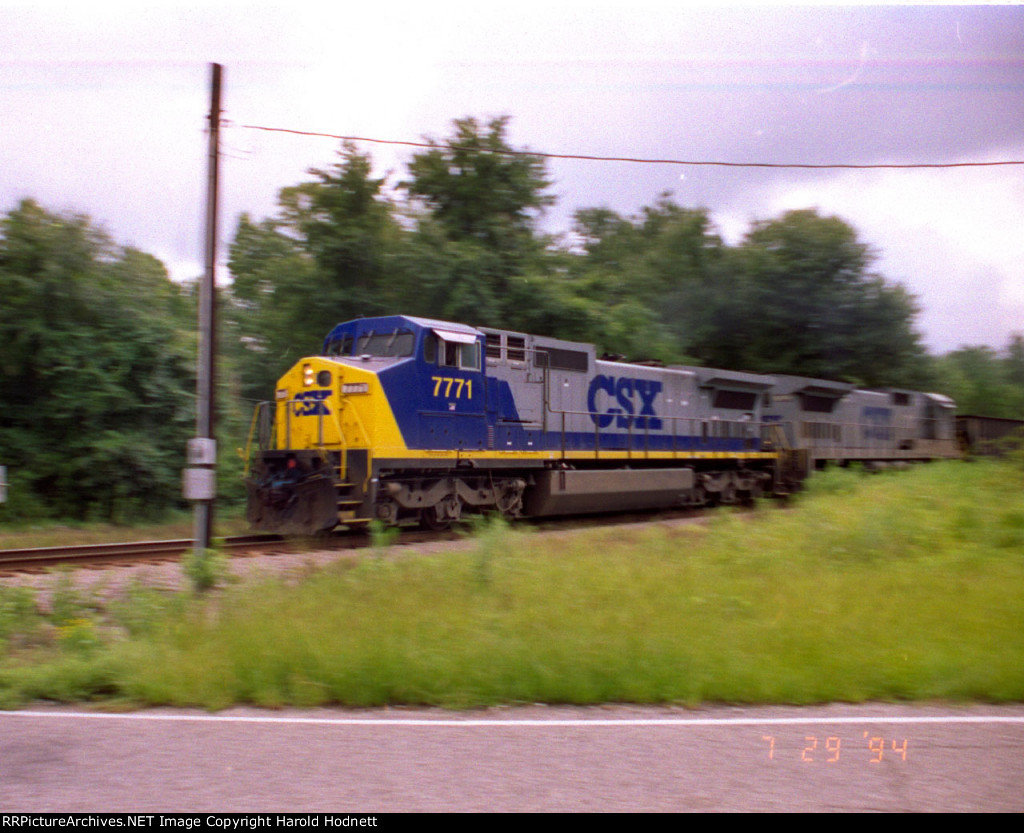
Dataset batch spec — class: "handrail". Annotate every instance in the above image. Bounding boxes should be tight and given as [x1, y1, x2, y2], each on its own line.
[336, 396, 374, 491]
[303, 400, 350, 481]
[241, 402, 269, 479]
[544, 402, 767, 458]
[245, 397, 369, 486]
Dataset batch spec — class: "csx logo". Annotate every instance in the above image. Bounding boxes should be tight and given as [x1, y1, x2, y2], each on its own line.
[861, 405, 893, 441]
[293, 389, 331, 416]
[587, 375, 662, 429]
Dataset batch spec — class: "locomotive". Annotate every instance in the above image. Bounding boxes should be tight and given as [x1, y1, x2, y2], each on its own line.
[243, 315, 960, 535]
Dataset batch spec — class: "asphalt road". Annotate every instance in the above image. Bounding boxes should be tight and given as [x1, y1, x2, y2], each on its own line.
[2, 704, 1022, 812]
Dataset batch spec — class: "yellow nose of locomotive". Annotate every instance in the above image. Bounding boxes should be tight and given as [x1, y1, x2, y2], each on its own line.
[243, 358, 379, 534]
[273, 359, 388, 452]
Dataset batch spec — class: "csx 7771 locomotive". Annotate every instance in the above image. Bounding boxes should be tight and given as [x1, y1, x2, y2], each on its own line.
[244, 315, 959, 535]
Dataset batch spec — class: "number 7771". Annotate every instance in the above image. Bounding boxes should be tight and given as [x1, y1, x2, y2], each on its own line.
[432, 376, 473, 399]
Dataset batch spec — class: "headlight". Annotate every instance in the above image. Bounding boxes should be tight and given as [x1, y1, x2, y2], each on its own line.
[302, 363, 315, 387]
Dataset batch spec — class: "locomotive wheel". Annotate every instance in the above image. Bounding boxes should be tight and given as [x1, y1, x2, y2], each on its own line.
[419, 505, 451, 531]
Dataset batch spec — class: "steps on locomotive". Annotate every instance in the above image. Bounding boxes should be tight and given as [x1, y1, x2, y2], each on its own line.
[333, 479, 372, 526]
[333, 479, 362, 508]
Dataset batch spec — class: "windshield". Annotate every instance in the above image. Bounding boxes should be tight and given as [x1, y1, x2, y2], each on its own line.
[325, 334, 353, 356]
[354, 329, 416, 358]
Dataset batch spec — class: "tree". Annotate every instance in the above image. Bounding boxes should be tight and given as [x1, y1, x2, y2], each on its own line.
[226, 143, 401, 401]
[727, 209, 930, 385]
[225, 213, 319, 401]
[0, 200, 195, 521]
[394, 116, 565, 332]
[933, 339, 1024, 418]
[226, 124, 936, 395]
[566, 197, 728, 362]
[281, 141, 398, 316]
[403, 116, 554, 255]
[1006, 333, 1024, 390]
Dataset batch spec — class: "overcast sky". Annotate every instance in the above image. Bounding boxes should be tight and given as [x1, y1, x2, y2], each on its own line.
[2, 2, 1022, 354]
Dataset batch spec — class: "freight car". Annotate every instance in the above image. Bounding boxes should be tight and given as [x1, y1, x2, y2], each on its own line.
[956, 414, 1024, 456]
[243, 315, 960, 535]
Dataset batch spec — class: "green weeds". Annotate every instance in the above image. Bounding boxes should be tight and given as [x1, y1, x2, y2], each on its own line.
[182, 544, 230, 593]
[0, 460, 1022, 709]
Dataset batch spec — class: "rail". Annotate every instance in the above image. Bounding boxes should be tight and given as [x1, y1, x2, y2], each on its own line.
[548, 406, 768, 459]
[0, 535, 284, 572]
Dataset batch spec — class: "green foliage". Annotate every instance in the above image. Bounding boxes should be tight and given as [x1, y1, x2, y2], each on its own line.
[1, 461, 1023, 708]
[0, 200, 196, 522]
[390, 116, 566, 333]
[225, 143, 399, 402]
[0, 585, 42, 650]
[404, 116, 554, 255]
[223, 214, 319, 401]
[108, 583, 185, 639]
[49, 571, 96, 626]
[0, 467, 57, 522]
[182, 544, 229, 593]
[931, 341, 1024, 419]
[695, 208, 929, 384]
[465, 512, 516, 588]
[226, 116, 584, 385]
[369, 519, 400, 551]
[9, 119, 1020, 528]
[566, 198, 719, 362]
[565, 202, 931, 379]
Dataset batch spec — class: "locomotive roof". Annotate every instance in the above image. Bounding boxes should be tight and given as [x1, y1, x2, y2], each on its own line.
[322, 315, 483, 349]
[924, 393, 956, 408]
[766, 374, 855, 397]
[672, 365, 777, 390]
[401, 315, 483, 336]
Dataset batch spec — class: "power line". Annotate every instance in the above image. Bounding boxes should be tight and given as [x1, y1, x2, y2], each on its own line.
[241, 123, 1024, 170]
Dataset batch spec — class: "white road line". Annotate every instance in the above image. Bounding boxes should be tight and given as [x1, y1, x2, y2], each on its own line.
[2, 711, 1024, 727]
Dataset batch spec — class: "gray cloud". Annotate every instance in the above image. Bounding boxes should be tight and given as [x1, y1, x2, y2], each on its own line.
[1, 3, 1021, 353]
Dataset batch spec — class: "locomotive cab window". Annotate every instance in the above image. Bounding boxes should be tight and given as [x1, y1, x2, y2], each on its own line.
[423, 333, 438, 363]
[429, 329, 481, 371]
[441, 339, 480, 370]
[326, 334, 354, 356]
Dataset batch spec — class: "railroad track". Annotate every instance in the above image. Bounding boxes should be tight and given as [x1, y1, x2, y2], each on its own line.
[0, 527, 474, 574]
[0, 534, 286, 573]
[0, 507, 716, 575]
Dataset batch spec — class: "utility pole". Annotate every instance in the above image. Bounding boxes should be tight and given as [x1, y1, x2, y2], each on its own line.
[184, 63, 222, 558]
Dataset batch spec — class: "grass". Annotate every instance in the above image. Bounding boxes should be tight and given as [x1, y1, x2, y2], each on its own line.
[0, 459, 1022, 709]
[0, 507, 251, 549]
